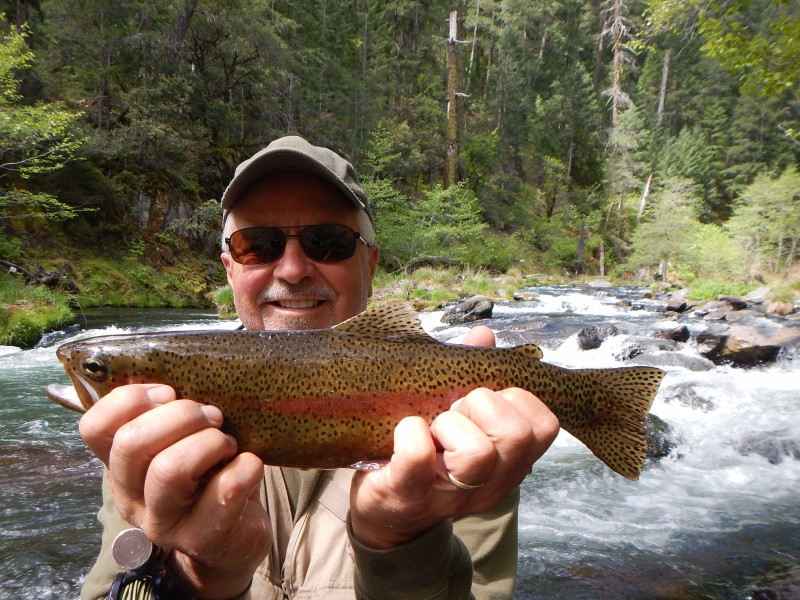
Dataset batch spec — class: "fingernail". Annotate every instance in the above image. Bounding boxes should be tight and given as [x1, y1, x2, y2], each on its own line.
[145, 385, 174, 405]
[201, 404, 223, 425]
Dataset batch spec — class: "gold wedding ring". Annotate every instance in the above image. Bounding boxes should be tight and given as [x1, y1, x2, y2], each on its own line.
[447, 472, 485, 490]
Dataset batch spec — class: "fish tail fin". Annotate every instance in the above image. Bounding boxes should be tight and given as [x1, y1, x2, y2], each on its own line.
[561, 366, 664, 480]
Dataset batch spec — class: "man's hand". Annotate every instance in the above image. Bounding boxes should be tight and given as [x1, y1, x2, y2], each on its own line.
[349, 325, 560, 550]
[79, 384, 270, 599]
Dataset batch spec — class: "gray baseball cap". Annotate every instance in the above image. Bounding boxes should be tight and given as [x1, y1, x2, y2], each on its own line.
[220, 135, 373, 223]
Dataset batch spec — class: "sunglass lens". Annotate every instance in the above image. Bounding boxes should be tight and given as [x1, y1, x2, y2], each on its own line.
[229, 228, 285, 265]
[301, 224, 358, 262]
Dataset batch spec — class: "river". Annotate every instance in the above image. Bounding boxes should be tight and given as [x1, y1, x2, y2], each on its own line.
[1, 289, 798, 599]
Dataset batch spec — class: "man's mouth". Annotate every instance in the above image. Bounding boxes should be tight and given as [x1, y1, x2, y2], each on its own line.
[273, 299, 324, 309]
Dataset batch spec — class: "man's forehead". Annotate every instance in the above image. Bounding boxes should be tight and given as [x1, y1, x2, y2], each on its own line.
[229, 176, 359, 224]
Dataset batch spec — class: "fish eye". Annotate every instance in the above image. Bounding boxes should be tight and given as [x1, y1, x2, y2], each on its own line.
[81, 357, 109, 382]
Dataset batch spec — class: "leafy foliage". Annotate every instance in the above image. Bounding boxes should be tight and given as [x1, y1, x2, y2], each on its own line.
[727, 167, 800, 274]
[0, 0, 796, 285]
[0, 15, 82, 222]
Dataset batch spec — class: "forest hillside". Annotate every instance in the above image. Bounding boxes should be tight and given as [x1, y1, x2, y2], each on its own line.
[1, 0, 799, 304]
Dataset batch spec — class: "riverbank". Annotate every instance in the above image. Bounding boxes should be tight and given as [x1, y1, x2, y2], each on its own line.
[2, 256, 798, 347]
[0, 251, 223, 346]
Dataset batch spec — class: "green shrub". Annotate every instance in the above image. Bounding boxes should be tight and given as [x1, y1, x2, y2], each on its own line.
[213, 285, 236, 318]
[0, 280, 74, 346]
[769, 284, 795, 304]
[687, 280, 757, 302]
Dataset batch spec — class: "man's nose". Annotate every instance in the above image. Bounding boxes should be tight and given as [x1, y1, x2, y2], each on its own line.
[272, 238, 316, 283]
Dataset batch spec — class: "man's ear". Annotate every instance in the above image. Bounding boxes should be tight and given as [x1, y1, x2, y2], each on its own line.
[221, 252, 235, 287]
[365, 243, 379, 298]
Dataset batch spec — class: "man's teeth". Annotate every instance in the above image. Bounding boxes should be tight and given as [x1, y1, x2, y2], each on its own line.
[278, 299, 320, 309]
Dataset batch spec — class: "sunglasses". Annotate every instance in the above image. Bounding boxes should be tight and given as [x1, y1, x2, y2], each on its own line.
[225, 224, 373, 265]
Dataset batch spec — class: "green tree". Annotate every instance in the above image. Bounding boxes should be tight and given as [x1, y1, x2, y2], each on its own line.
[645, 0, 800, 97]
[655, 128, 718, 220]
[0, 16, 82, 223]
[627, 178, 702, 280]
[364, 124, 490, 269]
[727, 167, 800, 274]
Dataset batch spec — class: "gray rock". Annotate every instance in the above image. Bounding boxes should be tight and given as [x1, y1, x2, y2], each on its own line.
[724, 309, 768, 322]
[666, 292, 690, 313]
[629, 352, 715, 372]
[585, 279, 614, 289]
[744, 286, 771, 304]
[612, 337, 678, 361]
[441, 295, 494, 325]
[692, 300, 728, 317]
[704, 306, 733, 320]
[718, 294, 748, 310]
[645, 414, 678, 460]
[577, 323, 620, 350]
[652, 325, 690, 343]
[513, 290, 538, 302]
[659, 381, 716, 410]
[736, 429, 800, 464]
[697, 322, 800, 366]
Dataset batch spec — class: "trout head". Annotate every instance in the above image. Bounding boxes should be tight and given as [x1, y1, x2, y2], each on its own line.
[45, 335, 152, 414]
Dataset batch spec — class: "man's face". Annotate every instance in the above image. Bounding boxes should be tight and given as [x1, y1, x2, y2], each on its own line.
[221, 171, 378, 331]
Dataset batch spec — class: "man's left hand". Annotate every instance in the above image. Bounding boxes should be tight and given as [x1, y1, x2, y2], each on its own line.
[349, 326, 560, 550]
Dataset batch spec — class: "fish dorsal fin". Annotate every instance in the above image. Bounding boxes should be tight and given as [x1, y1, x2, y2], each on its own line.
[333, 301, 436, 343]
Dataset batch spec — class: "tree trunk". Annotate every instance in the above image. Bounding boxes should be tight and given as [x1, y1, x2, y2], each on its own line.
[576, 220, 586, 273]
[599, 242, 605, 277]
[786, 236, 798, 274]
[167, 0, 199, 57]
[637, 172, 652, 222]
[657, 48, 670, 127]
[15, 0, 29, 27]
[351, 11, 369, 153]
[566, 138, 574, 179]
[467, 1, 480, 92]
[483, 6, 496, 103]
[602, 0, 633, 125]
[445, 7, 465, 189]
[592, 0, 605, 93]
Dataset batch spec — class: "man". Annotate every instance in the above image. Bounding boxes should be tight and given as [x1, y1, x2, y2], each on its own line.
[80, 136, 559, 599]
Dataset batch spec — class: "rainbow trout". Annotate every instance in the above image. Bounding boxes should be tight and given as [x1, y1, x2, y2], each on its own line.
[46, 302, 665, 479]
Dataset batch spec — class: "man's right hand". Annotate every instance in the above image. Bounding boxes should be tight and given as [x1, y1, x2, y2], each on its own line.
[79, 384, 270, 599]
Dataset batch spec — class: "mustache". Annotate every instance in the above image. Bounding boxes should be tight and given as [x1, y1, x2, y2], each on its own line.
[257, 283, 338, 304]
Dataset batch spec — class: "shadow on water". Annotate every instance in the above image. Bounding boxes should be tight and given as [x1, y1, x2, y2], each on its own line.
[516, 522, 800, 599]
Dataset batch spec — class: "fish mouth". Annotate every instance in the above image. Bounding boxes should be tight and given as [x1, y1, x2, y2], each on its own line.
[47, 343, 101, 412]
[45, 382, 95, 414]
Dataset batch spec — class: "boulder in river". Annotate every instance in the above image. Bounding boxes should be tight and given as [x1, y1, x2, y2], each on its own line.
[766, 300, 795, 316]
[577, 323, 620, 350]
[512, 290, 538, 302]
[611, 336, 678, 361]
[696, 322, 800, 366]
[629, 352, 715, 372]
[736, 429, 800, 465]
[652, 325, 691, 343]
[665, 291, 692, 313]
[645, 414, 678, 460]
[441, 295, 494, 324]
